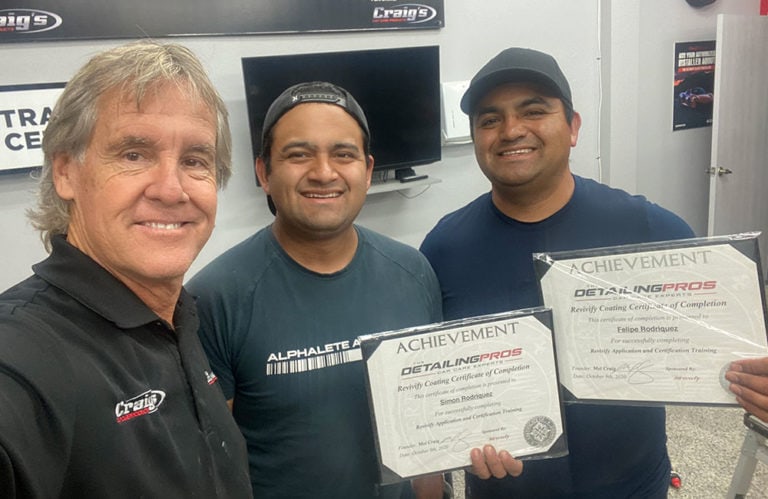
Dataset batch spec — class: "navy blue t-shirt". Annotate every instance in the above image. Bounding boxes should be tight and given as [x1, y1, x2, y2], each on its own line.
[420, 175, 694, 498]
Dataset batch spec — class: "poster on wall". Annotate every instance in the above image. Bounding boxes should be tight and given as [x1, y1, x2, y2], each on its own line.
[0, 83, 65, 173]
[672, 40, 715, 131]
[0, 1, 444, 43]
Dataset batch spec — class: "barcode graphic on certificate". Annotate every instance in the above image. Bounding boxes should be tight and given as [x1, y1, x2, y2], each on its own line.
[266, 348, 362, 375]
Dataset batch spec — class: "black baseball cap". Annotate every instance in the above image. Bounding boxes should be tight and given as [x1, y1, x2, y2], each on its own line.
[260, 81, 370, 157]
[460, 47, 572, 115]
[259, 81, 369, 216]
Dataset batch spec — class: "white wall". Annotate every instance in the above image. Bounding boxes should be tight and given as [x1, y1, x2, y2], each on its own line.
[1, 1, 760, 293]
[605, 0, 759, 235]
[0, 1, 602, 291]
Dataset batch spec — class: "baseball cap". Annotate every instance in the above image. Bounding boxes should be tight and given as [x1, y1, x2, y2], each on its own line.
[259, 81, 370, 216]
[460, 47, 572, 115]
[260, 81, 370, 157]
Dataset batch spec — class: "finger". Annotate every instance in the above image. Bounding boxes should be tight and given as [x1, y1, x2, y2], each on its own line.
[483, 445, 509, 479]
[734, 395, 768, 423]
[728, 370, 768, 401]
[731, 384, 768, 423]
[498, 450, 524, 477]
[731, 358, 768, 377]
[469, 447, 492, 479]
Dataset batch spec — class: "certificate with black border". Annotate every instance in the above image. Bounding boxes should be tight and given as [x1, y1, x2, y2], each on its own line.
[360, 308, 566, 483]
[534, 233, 768, 405]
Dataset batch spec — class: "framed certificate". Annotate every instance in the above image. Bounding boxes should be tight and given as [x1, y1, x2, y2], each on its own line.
[359, 308, 566, 483]
[534, 233, 768, 405]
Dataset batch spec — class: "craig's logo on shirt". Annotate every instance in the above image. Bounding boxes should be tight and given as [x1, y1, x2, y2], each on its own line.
[115, 389, 166, 424]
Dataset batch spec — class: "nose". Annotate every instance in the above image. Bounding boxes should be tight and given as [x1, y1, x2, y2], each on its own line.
[144, 158, 190, 204]
[307, 153, 339, 183]
[500, 115, 527, 141]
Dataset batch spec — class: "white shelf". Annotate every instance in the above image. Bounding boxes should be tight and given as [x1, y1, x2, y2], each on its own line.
[368, 176, 441, 195]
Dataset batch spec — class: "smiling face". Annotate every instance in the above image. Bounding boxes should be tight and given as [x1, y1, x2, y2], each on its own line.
[53, 82, 219, 294]
[472, 82, 581, 197]
[256, 102, 373, 244]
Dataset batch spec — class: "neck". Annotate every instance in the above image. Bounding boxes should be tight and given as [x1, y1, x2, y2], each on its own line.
[492, 172, 575, 222]
[271, 222, 359, 274]
[124, 279, 181, 327]
[63, 233, 181, 327]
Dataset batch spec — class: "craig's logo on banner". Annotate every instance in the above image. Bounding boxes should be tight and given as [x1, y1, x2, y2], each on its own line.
[0, 9, 62, 34]
[371, 3, 438, 25]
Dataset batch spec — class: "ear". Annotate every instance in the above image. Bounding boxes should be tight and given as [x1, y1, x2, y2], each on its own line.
[255, 157, 270, 194]
[365, 155, 374, 190]
[569, 112, 582, 148]
[52, 152, 78, 201]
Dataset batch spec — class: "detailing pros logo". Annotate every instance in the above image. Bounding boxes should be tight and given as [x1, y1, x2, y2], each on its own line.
[0, 9, 62, 34]
[372, 3, 437, 24]
[115, 390, 166, 424]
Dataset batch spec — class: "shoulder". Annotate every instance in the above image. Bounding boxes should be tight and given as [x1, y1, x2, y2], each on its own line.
[356, 226, 439, 296]
[356, 226, 442, 321]
[186, 227, 275, 298]
[574, 176, 693, 240]
[357, 226, 433, 271]
[421, 193, 491, 250]
[430, 193, 490, 231]
[0, 281, 77, 403]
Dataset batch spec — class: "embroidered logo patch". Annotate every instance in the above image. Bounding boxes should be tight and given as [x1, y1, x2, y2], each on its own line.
[115, 389, 166, 424]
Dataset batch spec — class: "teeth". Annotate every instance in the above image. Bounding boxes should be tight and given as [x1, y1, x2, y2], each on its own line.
[502, 148, 533, 155]
[145, 222, 182, 230]
[305, 193, 340, 199]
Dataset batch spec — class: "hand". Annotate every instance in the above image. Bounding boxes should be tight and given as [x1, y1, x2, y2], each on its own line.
[469, 444, 523, 480]
[726, 357, 768, 422]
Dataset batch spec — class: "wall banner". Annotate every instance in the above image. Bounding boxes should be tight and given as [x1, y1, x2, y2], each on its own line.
[0, 83, 65, 173]
[0, 1, 444, 43]
[672, 40, 715, 131]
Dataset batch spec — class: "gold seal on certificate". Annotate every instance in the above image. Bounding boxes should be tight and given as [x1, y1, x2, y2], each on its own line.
[359, 309, 566, 483]
[533, 232, 768, 405]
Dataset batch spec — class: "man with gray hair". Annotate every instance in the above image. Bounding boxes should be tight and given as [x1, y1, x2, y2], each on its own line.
[0, 41, 251, 497]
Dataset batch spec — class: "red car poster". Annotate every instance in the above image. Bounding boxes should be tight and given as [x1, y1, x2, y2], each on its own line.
[673, 40, 715, 131]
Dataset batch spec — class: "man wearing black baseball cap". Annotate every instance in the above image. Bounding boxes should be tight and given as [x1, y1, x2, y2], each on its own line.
[421, 48, 695, 497]
[188, 81, 445, 498]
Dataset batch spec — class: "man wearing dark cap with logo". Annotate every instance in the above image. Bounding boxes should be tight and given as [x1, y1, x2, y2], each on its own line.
[420, 48, 695, 497]
[187, 81, 445, 498]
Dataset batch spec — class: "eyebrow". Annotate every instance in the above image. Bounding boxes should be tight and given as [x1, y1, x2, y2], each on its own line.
[106, 136, 215, 156]
[106, 135, 155, 152]
[280, 141, 361, 153]
[187, 143, 216, 158]
[475, 96, 554, 117]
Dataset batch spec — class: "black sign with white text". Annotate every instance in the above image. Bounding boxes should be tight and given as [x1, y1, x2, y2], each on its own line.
[0, 1, 444, 43]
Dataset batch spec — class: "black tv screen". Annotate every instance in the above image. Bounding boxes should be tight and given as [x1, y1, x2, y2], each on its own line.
[241, 46, 441, 180]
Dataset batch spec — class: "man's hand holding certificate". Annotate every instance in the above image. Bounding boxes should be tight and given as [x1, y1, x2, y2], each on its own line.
[534, 233, 768, 405]
[359, 309, 566, 483]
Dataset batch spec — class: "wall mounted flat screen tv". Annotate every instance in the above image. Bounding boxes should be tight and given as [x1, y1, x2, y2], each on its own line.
[242, 45, 441, 182]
